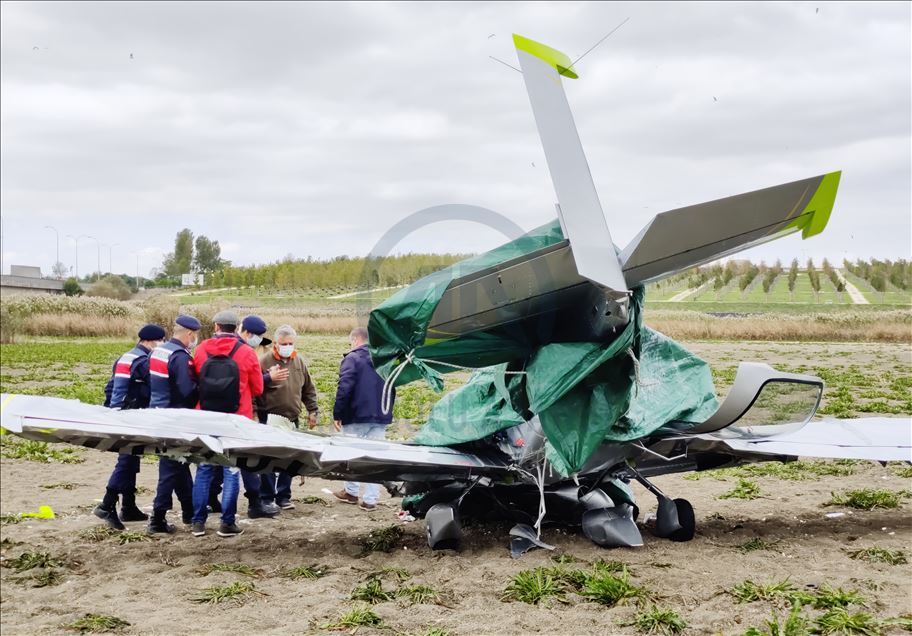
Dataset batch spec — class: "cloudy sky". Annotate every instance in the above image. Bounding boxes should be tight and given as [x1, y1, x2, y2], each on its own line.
[1, 1, 909, 278]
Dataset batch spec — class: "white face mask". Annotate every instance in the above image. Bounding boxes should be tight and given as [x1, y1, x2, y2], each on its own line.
[277, 344, 295, 358]
[247, 334, 263, 347]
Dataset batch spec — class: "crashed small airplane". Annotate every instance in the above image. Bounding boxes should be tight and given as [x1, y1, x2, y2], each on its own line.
[1, 35, 909, 556]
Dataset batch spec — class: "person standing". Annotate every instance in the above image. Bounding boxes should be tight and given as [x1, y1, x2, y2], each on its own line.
[93, 324, 165, 529]
[256, 325, 319, 509]
[146, 314, 201, 534]
[189, 310, 264, 538]
[332, 327, 393, 511]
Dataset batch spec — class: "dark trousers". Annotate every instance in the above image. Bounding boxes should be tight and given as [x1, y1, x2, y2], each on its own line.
[241, 470, 261, 503]
[152, 457, 193, 517]
[260, 471, 292, 503]
[105, 454, 140, 494]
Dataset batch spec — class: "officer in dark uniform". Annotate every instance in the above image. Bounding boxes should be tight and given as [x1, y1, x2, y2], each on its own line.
[93, 324, 166, 530]
[147, 314, 201, 533]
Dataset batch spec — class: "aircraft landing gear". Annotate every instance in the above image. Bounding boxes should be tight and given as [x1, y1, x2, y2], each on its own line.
[626, 466, 696, 542]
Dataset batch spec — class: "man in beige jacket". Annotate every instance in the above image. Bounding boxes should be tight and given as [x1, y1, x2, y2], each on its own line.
[256, 325, 319, 509]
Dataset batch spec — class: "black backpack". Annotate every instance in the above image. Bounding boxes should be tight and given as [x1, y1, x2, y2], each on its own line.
[198, 340, 243, 413]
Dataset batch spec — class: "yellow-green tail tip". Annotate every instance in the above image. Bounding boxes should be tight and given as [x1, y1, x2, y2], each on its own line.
[512, 34, 579, 79]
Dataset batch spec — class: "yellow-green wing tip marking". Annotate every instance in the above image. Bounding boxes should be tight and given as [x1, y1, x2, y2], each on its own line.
[798, 171, 841, 239]
[512, 34, 578, 79]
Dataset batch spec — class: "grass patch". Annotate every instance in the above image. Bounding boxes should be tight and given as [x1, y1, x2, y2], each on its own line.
[41, 482, 82, 490]
[621, 606, 687, 635]
[729, 579, 799, 604]
[743, 605, 810, 636]
[580, 568, 645, 607]
[0, 512, 23, 525]
[813, 608, 880, 635]
[196, 562, 261, 577]
[30, 568, 64, 587]
[719, 478, 762, 500]
[0, 437, 83, 463]
[192, 581, 260, 605]
[5, 550, 65, 572]
[810, 586, 866, 610]
[299, 495, 329, 506]
[365, 566, 411, 581]
[322, 605, 383, 630]
[397, 584, 441, 605]
[408, 629, 451, 636]
[550, 553, 582, 564]
[360, 524, 404, 554]
[686, 460, 860, 482]
[282, 564, 328, 580]
[117, 530, 152, 545]
[351, 578, 394, 604]
[892, 464, 912, 479]
[79, 527, 121, 542]
[502, 568, 566, 605]
[826, 488, 906, 510]
[847, 547, 907, 565]
[739, 538, 782, 553]
[65, 613, 131, 633]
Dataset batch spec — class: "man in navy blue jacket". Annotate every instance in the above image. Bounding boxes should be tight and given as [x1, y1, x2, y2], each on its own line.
[332, 327, 394, 510]
[94, 323, 165, 530]
[147, 314, 200, 533]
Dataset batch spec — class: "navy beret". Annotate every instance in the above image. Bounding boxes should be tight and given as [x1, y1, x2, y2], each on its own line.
[241, 315, 267, 335]
[138, 324, 166, 341]
[175, 314, 201, 331]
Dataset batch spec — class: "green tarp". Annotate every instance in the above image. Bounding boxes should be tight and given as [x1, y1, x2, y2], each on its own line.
[368, 220, 719, 476]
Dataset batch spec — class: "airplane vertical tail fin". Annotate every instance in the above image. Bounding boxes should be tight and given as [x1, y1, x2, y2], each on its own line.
[514, 34, 628, 297]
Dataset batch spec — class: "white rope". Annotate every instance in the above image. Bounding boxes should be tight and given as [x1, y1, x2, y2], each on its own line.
[381, 349, 414, 415]
[380, 350, 527, 415]
[532, 458, 548, 538]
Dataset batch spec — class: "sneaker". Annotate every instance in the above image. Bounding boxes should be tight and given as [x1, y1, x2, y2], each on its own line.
[276, 499, 295, 510]
[333, 490, 359, 505]
[93, 505, 126, 531]
[191, 522, 206, 537]
[147, 519, 176, 534]
[217, 523, 245, 538]
[359, 502, 378, 511]
[120, 506, 149, 523]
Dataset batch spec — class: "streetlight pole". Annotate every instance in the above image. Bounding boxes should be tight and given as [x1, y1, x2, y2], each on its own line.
[132, 251, 142, 288]
[44, 225, 59, 278]
[103, 242, 119, 274]
[66, 234, 91, 280]
[87, 236, 101, 280]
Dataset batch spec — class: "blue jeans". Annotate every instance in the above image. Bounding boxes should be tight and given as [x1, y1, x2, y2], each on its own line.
[342, 423, 387, 506]
[192, 464, 239, 526]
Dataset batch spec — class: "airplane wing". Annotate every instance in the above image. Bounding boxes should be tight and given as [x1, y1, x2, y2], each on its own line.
[0, 394, 512, 483]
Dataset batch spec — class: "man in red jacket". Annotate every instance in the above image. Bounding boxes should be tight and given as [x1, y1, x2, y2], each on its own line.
[189, 310, 264, 538]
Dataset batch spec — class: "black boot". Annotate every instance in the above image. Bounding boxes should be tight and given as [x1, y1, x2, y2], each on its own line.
[147, 512, 176, 534]
[246, 494, 278, 519]
[93, 489, 125, 530]
[120, 492, 149, 522]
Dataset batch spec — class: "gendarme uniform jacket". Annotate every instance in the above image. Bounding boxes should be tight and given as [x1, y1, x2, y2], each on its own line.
[149, 338, 198, 409]
[103, 344, 152, 410]
[256, 347, 318, 424]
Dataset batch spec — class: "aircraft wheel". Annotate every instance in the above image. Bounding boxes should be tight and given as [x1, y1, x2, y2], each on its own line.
[668, 498, 695, 542]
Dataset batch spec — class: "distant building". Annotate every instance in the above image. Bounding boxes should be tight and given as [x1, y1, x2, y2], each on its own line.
[1, 264, 64, 296]
[10, 265, 42, 278]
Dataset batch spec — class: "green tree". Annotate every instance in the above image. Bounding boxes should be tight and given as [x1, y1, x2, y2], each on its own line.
[162, 229, 194, 276]
[63, 277, 83, 296]
[193, 235, 227, 276]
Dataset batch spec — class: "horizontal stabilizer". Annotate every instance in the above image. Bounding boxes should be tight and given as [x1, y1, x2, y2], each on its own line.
[621, 172, 841, 286]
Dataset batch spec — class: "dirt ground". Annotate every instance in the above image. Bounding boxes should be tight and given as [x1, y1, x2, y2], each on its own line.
[1, 452, 910, 635]
[1, 340, 910, 635]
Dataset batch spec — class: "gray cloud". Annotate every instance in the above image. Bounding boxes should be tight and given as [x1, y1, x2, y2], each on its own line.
[1, 1, 909, 278]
